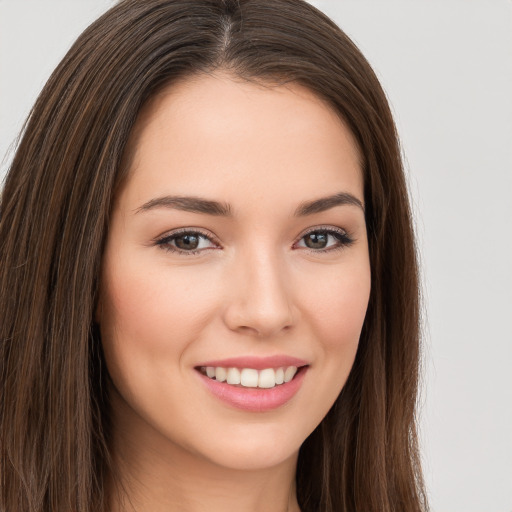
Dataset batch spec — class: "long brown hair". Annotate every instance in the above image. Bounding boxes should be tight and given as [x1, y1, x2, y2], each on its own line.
[0, 0, 428, 510]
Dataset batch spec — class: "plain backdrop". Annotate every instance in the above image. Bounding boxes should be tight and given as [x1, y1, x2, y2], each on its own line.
[1, 1, 511, 511]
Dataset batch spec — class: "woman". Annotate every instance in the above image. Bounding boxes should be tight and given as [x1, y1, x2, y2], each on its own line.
[0, 0, 428, 511]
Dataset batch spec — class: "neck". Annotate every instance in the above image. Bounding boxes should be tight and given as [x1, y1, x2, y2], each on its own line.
[106, 391, 301, 512]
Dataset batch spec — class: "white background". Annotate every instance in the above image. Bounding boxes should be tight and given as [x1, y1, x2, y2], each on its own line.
[1, 1, 511, 510]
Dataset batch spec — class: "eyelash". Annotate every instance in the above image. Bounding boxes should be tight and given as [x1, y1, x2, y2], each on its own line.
[154, 226, 354, 256]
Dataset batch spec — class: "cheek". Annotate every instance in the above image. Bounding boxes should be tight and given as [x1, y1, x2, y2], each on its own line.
[97, 252, 223, 443]
[100, 252, 213, 344]
[97, 252, 216, 393]
[298, 257, 371, 405]
[304, 260, 371, 352]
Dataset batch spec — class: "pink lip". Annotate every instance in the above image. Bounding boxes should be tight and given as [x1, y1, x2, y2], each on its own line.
[195, 355, 309, 370]
[195, 365, 309, 412]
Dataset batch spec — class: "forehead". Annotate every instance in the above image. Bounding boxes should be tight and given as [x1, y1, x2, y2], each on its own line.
[119, 72, 364, 213]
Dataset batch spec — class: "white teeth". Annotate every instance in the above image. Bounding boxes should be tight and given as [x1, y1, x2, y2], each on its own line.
[226, 367, 241, 385]
[202, 365, 300, 388]
[240, 368, 259, 387]
[284, 366, 297, 382]
[258, 368, 276, 388]
[215, 367, 227, 382]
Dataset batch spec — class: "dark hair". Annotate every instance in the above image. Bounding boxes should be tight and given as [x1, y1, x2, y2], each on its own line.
[0, 0, 428, 510]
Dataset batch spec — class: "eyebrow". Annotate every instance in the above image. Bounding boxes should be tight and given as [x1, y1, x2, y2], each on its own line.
[135, 195, 232, 216]
[294, 192, 364, 216]
[135, 192, 364, 216]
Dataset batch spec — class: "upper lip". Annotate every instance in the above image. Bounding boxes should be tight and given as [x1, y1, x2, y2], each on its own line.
[195, 355, 310, 370]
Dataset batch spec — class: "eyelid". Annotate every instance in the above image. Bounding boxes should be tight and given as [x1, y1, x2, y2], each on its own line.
[295, 224, 349, 241]
[155, 227, 220, 243]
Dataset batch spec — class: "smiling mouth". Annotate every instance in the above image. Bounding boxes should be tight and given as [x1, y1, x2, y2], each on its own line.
[196, 365, 307, 389]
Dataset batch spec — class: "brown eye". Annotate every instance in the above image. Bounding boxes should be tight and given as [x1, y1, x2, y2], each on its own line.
[156, 230, 217, 254]
[303, 232, 329, 249]
[296, 228, 354, 252]
[174, 234, 200, 250]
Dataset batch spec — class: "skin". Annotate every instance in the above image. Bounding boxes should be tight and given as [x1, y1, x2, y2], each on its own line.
[97, 71, 371, 512]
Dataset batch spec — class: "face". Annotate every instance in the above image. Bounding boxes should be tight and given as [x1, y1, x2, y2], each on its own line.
[98, 72, 371, 471]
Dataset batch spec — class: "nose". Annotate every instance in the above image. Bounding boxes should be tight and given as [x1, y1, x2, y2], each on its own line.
[223, 248, 296, 338]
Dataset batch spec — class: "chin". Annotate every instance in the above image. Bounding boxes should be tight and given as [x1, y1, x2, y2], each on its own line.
[205, 441, 300, 472]
[179, 422, 306, 472]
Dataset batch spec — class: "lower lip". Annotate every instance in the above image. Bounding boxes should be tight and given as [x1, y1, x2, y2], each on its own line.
[196, 367, 308, 412]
